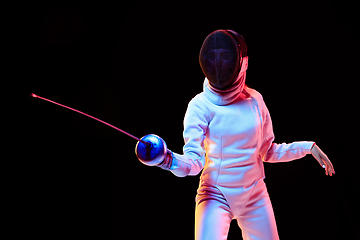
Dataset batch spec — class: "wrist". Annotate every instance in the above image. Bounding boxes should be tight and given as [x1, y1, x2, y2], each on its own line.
[157, 150, 173, 170]
[311, 142, 316, 151]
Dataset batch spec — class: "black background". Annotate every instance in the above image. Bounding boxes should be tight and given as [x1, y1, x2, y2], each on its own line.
[21, 1, 359, 239]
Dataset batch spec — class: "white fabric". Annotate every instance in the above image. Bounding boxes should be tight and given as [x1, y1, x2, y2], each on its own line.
[170, 78, 314, 239]
[204, 73, 246, 106]
[171, 79, 314, 182]
[195, 178, 278, 240]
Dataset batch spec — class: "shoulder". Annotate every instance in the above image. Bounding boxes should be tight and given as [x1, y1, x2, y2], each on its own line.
[245, 86, 264, 101]
[185, 92, 211, 121]
[245, 86, 269, 114]
[187, 92, 209, 110]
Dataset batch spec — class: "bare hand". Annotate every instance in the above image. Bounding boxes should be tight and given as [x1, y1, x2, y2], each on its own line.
[311, 144, 335, 176]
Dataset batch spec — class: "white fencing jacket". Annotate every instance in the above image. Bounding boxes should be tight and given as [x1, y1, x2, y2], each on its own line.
[170, 78, 314, 188]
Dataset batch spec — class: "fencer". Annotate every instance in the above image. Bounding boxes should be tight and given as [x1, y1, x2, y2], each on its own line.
[144, 30, 335, 240]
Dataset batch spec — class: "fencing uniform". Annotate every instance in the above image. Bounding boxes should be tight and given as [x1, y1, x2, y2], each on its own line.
[159, 30, 314, 239]
[167, 78, 314, 240]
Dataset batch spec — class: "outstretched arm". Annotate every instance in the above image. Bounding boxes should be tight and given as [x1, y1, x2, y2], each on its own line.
[311, 144, 335, 176]
[259, 96, 335, 176]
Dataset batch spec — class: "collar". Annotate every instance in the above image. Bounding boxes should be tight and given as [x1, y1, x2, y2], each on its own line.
[203, 72, 247, 106]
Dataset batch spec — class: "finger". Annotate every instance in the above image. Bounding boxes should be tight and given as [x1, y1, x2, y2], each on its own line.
[321, 158, 329, 176]
[321, 154, 335, 176]
[326, 163, 330, 176]
[327, 158, 335, 174]
[326, 160, 334, 176]
[316, 155, 326, 169]
[320, 158, 328, 175]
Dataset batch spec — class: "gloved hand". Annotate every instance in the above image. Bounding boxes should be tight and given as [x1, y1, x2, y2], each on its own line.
[157, 150, 173, 170]
[157, 149, 191, 177]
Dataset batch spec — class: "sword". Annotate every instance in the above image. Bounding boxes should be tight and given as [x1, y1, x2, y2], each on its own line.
[30, 93, 147, 145]
[31, 93, 167, 166]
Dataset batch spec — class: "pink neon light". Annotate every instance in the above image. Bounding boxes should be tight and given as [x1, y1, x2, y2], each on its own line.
[31, 93, 145, 143]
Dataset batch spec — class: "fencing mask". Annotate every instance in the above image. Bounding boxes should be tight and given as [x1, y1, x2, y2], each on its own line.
[199, 29, 248, 90]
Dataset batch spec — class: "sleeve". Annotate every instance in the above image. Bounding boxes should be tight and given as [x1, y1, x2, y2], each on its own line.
[170, 98, 208, 177]
[258, 97, 315, 163]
